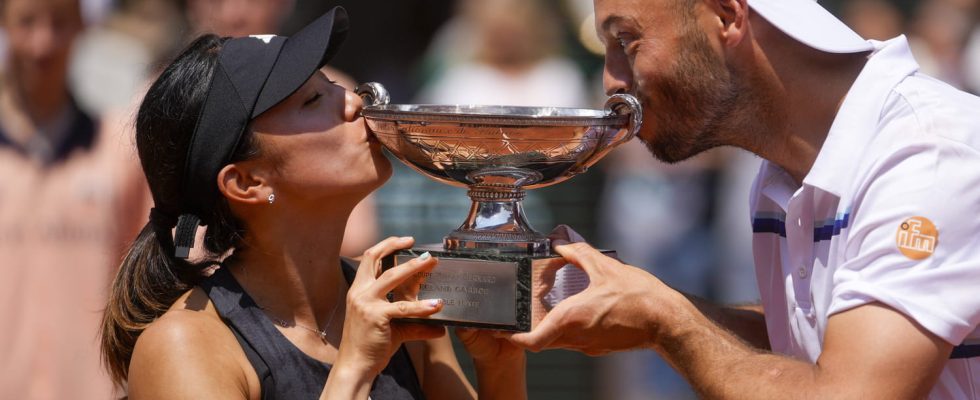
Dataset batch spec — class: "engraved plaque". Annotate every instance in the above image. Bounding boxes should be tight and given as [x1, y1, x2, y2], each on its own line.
[395, 255, 518, 326]
[383, 245, 615, 332]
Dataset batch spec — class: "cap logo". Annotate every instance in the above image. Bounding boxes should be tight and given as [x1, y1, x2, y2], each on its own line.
[896, 216, 937, 260]
[249, 34, 277, 44]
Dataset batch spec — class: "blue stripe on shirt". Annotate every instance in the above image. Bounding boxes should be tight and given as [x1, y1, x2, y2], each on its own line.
[951, 344, 980, 359]
[752, 212, 849, 242]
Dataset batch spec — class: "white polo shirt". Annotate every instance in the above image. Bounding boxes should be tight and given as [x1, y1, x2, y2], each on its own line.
[750, 36, 980, 399]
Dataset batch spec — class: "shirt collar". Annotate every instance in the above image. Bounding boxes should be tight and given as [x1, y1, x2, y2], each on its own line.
[801, 35, 920, 197]
[757, 160, 798, 212]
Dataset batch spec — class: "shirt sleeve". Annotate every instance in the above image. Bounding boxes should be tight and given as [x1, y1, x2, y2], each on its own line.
[827, 138, 980, 345]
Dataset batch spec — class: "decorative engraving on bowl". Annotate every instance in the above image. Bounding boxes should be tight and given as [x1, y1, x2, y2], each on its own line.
[365, 121, 615, 190]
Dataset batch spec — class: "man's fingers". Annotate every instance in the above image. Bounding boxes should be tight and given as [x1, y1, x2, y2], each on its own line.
[506, 311, 563, 352]
[374, 253, 437, 296]
[553, 242, 609, 277]
[385, 298, 445, 319]
[355, 236, 414, 284]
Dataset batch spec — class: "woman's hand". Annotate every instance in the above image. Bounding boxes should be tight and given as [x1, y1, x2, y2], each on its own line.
[323, 236, 446, 399]
[456, 328, 527, 400]
[456, 328, 525, 366]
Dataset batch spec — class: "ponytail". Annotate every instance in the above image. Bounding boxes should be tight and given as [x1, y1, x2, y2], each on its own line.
[101, 222, 207, 386]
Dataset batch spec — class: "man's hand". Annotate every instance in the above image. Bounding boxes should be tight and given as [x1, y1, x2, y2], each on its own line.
[506, 242, 952, 399]
[509, 241, 686, 355]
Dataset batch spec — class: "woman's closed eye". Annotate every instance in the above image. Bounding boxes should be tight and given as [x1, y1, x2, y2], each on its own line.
[303, 91, 323, 107]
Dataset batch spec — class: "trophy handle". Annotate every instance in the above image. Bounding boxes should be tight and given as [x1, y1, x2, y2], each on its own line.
[355, 82, 391, 107]
[571, 94, 643, 174]
[603, 93, 642, 146]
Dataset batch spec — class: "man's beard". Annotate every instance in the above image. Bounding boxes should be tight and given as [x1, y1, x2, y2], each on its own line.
[639, 25, 741, 163]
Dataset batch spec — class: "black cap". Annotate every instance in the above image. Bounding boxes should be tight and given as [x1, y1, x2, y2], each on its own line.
[171, 6, 349, 258]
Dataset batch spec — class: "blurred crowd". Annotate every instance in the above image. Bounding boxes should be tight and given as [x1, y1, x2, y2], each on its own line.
[0, 0, 977, 398]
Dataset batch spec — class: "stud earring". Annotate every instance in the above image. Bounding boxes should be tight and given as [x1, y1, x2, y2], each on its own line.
[268, 193, 276, 204]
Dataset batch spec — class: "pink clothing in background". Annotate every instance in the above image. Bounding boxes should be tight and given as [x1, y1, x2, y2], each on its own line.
[0, 119, 148, 399]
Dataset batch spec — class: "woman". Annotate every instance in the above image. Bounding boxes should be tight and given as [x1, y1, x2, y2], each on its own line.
[100, 7, 526, 399]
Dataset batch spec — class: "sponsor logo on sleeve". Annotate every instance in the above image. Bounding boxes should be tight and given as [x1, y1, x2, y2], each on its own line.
[896, 216, 938, 260]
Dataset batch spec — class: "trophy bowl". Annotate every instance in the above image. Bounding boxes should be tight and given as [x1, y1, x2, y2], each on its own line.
[356, 82, 642, 255]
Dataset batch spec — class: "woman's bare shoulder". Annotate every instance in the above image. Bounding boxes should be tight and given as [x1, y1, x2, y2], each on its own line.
[128, 287, 258, 399]
[139, 287, 228, 347]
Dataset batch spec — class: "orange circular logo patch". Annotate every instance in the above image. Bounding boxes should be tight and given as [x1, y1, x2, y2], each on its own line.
[895, 216, 938, 260]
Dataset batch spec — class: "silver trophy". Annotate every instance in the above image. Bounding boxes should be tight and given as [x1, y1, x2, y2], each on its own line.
[356, 82, 641, 331]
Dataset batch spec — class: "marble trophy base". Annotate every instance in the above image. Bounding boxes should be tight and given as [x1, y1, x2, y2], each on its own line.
[382, 244, 613, 332]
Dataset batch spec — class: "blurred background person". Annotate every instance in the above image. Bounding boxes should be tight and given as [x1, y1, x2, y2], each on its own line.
[839, 0, 980, 94]
[907, 0, 977, 91]
[186, 0, 292, 38]
[0, 0, 148, 398]
[841, 0, 906, 40]
[416, 0, 589, 108]
[966, 4, 980, 93]
[70, 0, 183, 117]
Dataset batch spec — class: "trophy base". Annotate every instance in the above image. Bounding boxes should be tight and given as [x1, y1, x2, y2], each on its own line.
[381, 244, 614, 332]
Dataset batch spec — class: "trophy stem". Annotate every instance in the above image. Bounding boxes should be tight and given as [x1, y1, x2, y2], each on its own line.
[444, 169, 550, 254]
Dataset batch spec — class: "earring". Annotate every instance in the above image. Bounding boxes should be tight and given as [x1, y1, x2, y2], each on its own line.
[268, 193, 276, 204]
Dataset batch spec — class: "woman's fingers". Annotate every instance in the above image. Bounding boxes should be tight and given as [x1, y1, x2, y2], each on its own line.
[355, 236, 414, 286]
[393, 322, 447, 343]
[455, 327, 481, 347]
[385, 298, 444, 319]
[374, 252, 437, 297]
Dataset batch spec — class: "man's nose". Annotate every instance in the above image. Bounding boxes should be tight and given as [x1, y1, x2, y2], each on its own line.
[603, 51, 633, 96]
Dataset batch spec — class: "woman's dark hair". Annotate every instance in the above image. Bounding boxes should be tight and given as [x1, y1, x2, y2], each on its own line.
[100, 34, 261, 387]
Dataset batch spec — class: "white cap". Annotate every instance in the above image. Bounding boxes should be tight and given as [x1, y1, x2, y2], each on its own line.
[750, 0, 874, 53]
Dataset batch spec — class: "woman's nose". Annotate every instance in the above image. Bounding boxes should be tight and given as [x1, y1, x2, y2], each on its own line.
[344, 90, 364, 122]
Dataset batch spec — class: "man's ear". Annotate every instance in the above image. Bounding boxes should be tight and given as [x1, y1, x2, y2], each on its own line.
[216, 163, 271, 206]
[713, 0, 749, 48]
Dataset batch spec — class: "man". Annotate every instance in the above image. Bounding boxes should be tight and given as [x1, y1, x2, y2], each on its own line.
[509, 0, 980, 397]
[0, 0, 148, 398]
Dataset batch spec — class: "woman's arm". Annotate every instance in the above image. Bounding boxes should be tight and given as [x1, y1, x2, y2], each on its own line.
[406, 335, 477, 400]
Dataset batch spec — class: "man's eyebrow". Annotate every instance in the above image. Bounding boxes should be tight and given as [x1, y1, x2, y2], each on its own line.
[599, 14, 635, 32]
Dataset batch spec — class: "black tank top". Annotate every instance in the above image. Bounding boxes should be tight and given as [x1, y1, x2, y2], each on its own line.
[200, 261, 426, 400]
